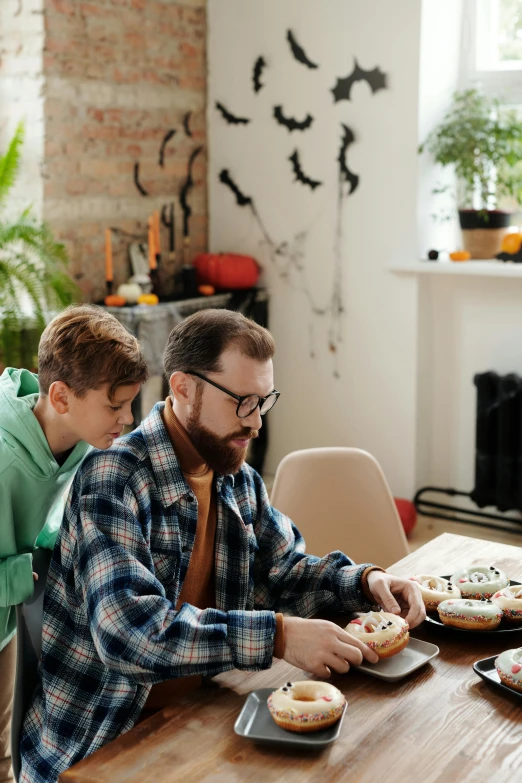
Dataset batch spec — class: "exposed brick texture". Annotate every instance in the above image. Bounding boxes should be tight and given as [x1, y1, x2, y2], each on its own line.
[1, 0, 207, 302]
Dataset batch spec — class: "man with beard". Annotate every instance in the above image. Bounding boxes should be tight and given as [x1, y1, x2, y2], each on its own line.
[20, 309, 424, 783]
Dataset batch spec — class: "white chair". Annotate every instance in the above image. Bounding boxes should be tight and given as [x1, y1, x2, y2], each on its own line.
[270, 447, 409, 568]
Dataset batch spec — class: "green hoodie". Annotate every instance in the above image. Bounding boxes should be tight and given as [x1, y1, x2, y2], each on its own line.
[0, 368, 89, 650]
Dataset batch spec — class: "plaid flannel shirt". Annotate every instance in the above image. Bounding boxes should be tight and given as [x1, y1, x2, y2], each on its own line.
[20, 403, 376, 783]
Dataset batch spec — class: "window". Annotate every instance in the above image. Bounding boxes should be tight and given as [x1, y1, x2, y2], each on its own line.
[461, 0, 522, 103]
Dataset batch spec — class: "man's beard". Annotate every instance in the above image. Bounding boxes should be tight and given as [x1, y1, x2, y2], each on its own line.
[185, 389, 258, 475]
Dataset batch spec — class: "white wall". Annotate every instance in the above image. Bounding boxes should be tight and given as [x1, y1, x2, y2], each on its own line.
[418, 276, 522, 499]
[416, 0, 463, 489]
[416, 2, 522, 504]
[0, 0, 45, 221]
[208, 0, 422, 496]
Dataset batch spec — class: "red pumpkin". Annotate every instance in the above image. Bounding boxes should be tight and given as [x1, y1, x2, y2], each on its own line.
[193, 253, 259, 290]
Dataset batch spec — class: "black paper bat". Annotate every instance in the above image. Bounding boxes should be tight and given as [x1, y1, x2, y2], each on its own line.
[219, 169, 253, 207]
[180, 146, 203, 237]
[253, 56, 266, 93]
[289, 150, 322, 191]
[287, 30, 318, 69]
[133, 161, 148, 196]
[338, 124, 359, 195]
[158, 129, 176, 168]
[183, 111, 193, 137]
[331, 59, 387, 102]
[215, 102, 251, 125]
[273, 105, 314, 133]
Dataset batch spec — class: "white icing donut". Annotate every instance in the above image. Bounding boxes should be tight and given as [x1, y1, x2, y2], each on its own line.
[345, 611, 409, 658]
[438, 598, 502, 630]
[490, 586, 522, 623]
[495, 648, 522, 692]
[267, 681, 345, 733]
[410, 574, 461, 609]
[450, 565, 509, 599]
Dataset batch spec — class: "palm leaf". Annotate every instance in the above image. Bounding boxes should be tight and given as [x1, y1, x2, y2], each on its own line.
[0, 123, 24, 206]
[0, 122, 79, 367]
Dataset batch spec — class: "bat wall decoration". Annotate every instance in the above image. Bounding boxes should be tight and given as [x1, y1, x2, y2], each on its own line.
[337, 124, 359, 195]
[215, 101, 251, 125]
[183, 111, 193, 137]
[289, 150, 323, 191]
[158, 129, 176, 168]
[133, 161, 149, 196]
[273, 105, 314, 132]
[331, 59, 388, 102]
[180, 146, 203, 237]
[253, 56, 266, 93]
[219, 169, 253, 207]
[286, 29, 319, 69]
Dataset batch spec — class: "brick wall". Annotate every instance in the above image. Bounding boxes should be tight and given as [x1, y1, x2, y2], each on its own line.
[40, 0, 207, 302]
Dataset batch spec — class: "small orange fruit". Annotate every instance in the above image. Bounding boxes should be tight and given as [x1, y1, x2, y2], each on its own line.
[449, 250, 471, 261]
[104, 295, 126, 307]
[500, 233, 522, 255]
[198, 284, 215, 296]
[137, 293, 159, 305]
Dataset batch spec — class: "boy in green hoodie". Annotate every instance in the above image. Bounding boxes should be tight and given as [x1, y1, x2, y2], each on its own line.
[0, 303, 148, 782]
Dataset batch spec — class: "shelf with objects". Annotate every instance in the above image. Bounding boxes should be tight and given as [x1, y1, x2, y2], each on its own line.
[102, 224, 269, 474]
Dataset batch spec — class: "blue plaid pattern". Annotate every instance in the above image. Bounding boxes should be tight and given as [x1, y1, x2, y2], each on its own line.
[20, 402, 375, 783]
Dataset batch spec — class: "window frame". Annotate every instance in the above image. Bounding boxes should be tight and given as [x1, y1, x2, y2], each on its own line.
[461, 0, 522, 104]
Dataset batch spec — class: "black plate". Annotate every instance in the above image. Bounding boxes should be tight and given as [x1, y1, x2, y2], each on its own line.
[473, 655, 522, 701]
[423, 578, 522, 635]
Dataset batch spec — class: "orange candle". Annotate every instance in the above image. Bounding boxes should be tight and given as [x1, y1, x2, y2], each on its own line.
[105, 228, 113, 282]
[148, 216, 157, 271]
[154, 210, 161, 259]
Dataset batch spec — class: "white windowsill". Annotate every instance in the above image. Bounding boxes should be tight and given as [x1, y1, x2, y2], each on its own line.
[390, 261, 522, 278]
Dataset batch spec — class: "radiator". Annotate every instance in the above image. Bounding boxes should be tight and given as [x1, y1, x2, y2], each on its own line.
[471, 371, 522, 513]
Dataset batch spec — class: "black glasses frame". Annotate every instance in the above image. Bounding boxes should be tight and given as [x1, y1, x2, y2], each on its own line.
[185, 371, 280, 418]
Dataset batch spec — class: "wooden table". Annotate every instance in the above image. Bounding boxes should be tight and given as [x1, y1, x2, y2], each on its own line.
[60, 533, 522, 783]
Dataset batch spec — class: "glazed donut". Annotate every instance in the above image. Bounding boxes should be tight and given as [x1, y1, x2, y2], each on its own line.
[437, 598, 502, 630]
[490, 586, 522, 624]
[409, 574, 461, 611]
[345, 611, 409, 658]
[450, 565, 508, 599]
[267, 681, 345, 733]
[495, 648, 522, 692]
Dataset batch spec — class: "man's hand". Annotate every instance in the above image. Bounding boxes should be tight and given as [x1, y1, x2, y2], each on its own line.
[366, 571, 425, 628]
[33, 572, 39, 581]
[283, 616, 379, 678]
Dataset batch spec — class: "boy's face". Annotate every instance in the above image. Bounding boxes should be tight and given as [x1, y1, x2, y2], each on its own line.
[65, 382, 141, 449]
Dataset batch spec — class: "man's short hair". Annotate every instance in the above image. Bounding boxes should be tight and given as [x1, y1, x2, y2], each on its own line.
[163, 308, 275, 380]
[38, 304, 149, 399]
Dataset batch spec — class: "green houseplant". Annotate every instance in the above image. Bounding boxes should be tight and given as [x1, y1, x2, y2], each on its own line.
[419, 88, 522, 258]
[0, 123, 77, 368]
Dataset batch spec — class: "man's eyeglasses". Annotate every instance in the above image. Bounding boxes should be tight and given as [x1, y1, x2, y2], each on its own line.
[185, 371, 280, 419]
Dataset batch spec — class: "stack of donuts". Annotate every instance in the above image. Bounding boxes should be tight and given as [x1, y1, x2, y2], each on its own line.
[410, 563, 522, 695]
[410, 564, 517, 630]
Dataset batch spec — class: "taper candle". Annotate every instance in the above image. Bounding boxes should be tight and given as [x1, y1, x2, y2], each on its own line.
[105, 228, 113, 282]
[154, 210, 161, 262]
[148, 216, 157, 271]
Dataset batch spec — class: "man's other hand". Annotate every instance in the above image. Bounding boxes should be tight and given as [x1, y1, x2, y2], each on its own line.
[366, 571, 426, 628]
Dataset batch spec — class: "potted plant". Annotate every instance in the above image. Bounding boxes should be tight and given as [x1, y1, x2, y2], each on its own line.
[0, 123, 77, 368]
[419, 89, 522, 258]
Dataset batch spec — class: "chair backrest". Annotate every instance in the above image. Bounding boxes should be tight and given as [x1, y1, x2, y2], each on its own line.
[11, 548, 51, 783]
[270, 447, 409, 568]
